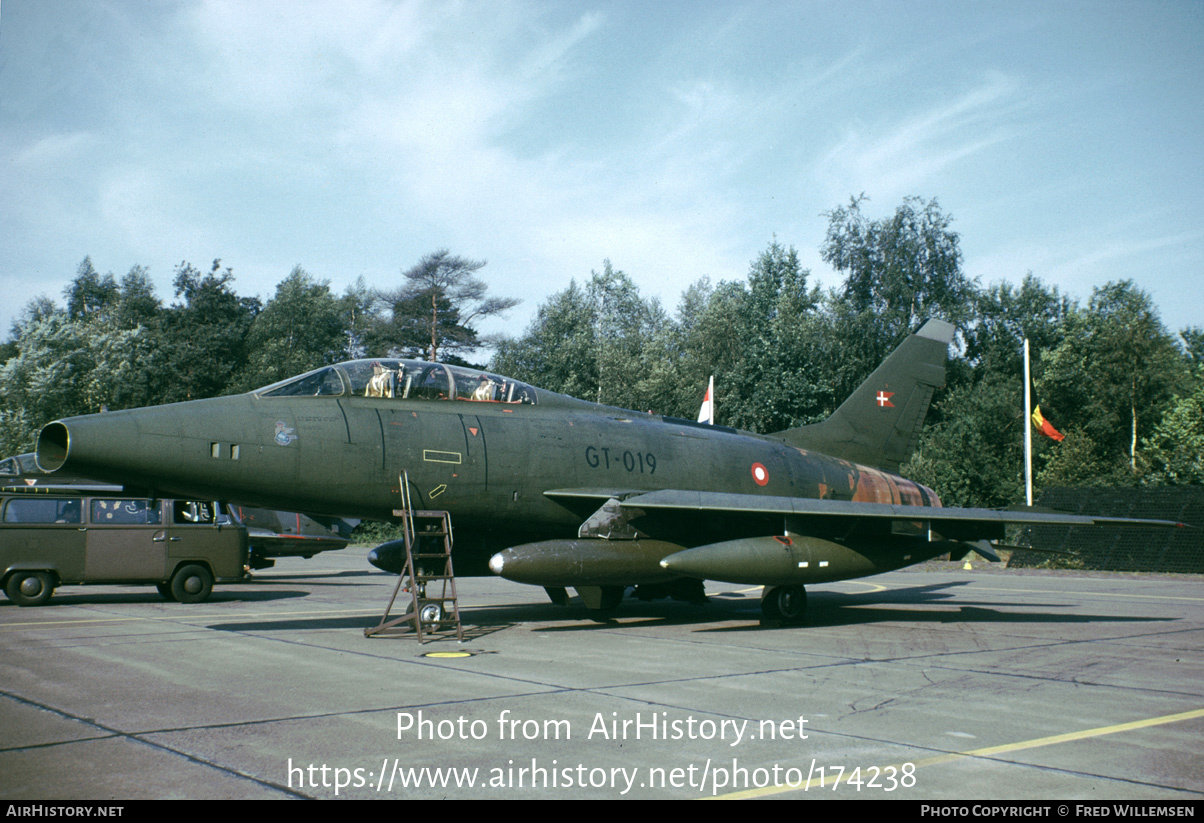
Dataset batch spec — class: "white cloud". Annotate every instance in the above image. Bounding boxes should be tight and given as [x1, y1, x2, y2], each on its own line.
[816, 72, 1028, 202]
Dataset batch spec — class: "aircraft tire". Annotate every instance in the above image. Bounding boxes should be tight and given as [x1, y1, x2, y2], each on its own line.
[5, 571, 55, 607]
[156, 583, 176, 602]
[762, 585, 807, 624]
[170, 564, 213, 604]
[418, 601, 443, 625]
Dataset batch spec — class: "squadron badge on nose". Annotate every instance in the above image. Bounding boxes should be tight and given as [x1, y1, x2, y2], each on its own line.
[274, 421, 297, 446]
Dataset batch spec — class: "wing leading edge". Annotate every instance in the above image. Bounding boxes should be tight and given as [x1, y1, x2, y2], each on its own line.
[618, 488, 1189, 534]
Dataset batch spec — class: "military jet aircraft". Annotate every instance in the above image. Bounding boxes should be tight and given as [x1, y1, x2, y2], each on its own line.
[33, 320, 1184, 622]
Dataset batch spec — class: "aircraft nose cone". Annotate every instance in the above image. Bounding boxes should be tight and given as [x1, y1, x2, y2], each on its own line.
[488, 552, 506, 576]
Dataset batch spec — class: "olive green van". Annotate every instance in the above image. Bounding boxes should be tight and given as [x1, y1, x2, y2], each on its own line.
[1, 490, 248, 606]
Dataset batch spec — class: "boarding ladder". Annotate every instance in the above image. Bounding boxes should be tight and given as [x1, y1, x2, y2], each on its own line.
[365, 471, 463, 643]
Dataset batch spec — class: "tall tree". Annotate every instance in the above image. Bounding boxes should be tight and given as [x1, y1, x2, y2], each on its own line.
[903, 370, 1026, 508]
[1040, 281, 1186, 475]
[491, 263, 667, 411]
[0, 307, 162, 454]
[64, 257, 119, 321]
[339, 276, 376, 360]
[112, 265, 162, 330]
[1142, 382, 1204, 484]
[376, 250, 519, 363]
[233, 267, 348, 391]
[963, 273, 1071, 377]
[719, 241, 826, 432]
[821, 195, 975, 343]
[160, 260, 260, 401]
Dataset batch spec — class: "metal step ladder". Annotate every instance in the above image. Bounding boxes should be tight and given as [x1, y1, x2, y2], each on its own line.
[365, 471, 463, 643]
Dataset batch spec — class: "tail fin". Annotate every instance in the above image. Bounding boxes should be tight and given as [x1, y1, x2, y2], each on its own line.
[775, 319, 954, 471]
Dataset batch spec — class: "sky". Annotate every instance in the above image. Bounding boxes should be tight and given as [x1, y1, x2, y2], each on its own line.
[2, 0, 1202, 348]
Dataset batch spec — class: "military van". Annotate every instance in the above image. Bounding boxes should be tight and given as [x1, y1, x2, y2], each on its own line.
[1, 489, 248, 606]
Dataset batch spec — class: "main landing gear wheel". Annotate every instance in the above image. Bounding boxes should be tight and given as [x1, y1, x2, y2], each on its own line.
[169, 564, 213, 604]
[5, 571, 55, 607]
[761, 585, 807, 624]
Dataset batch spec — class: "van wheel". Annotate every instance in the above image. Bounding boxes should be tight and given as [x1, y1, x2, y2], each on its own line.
[170, 565, 213, 604]
[5, 571, 55, 607]
[156, 583, 176, 602]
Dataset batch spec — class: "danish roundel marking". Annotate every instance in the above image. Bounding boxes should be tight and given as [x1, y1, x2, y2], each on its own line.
[751, 462, 769, 486]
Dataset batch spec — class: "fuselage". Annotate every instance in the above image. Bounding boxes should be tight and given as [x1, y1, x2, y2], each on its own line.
[37, 358, 941, 574]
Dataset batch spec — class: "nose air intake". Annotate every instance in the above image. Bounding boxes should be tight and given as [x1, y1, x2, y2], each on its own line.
[35, 422, 70, 472]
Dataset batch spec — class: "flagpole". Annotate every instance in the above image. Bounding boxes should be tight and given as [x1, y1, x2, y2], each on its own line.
[1024, 338, 1033, 507]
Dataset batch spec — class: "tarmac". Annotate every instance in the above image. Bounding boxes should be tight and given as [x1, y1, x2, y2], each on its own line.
[2, 547, 1202, 801]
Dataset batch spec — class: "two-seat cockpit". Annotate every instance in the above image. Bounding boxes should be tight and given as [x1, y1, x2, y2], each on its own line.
[256, 359, 538, 406]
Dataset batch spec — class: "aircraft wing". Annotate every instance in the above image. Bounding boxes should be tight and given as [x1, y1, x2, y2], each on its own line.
[617, 489, 1189, 533]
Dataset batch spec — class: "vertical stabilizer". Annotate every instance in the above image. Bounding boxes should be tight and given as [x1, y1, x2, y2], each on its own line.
[775, 319, 954, 471]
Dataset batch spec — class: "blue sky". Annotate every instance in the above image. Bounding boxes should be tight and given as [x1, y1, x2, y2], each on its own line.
[2, 0, 1202, 345]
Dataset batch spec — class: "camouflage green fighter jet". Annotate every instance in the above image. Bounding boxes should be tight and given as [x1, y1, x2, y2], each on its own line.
[33, 320, 1185, 622]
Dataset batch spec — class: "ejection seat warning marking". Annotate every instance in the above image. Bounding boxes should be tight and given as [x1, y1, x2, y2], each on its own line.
[423, 450, 462, 464]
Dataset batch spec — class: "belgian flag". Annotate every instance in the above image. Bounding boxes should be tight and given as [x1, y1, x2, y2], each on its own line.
[1031, 404, 1064, 442]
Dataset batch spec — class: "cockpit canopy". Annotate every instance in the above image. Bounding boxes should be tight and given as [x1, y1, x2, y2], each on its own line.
[256, 359, 537, 405]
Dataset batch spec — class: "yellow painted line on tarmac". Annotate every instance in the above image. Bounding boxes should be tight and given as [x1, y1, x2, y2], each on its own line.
[713, 706, 1204, 800]
[831, 580, 889, 594]
[919, 707, 1204, 762]
[0, 608, 382, 630]
[730, 580, 890, 596]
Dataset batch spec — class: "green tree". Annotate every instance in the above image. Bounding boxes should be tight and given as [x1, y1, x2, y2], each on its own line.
[63, 257, 120, 322]
[903, 274, 1074, 505]
[159, 259, 260, 401]
[375, 250, 519, 363]
[233, 267, 348, 391]
[903, 371, 1025, 508]
[821, 195, 975, 344]
[491, 262, 667, 411]
[339, 276, 376, 360]
[492, 278, 598, 399]
[0, 308, 162, 454]
[719, 241, 826, 432]
[963, 274, 1071, 377]
[1142, 383, 1204, 484]
[1040, 281, 1186, 476]
[1180, 327, 1204, 369]
[112, 265, 162, 330]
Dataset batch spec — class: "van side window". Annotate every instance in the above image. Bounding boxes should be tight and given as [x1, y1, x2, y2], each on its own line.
[174, 501, 216, 524]
[3, 497, 83, 523]
[90, 499, 162, 525]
